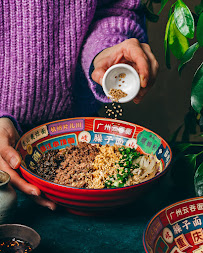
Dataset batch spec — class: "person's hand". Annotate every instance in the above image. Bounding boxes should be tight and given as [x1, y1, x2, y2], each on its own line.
[92, 38, 159, 103]
[0, 117, 56, 210]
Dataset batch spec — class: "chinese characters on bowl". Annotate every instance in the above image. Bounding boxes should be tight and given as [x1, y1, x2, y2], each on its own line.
[143, 196, 203, 253]
[16, 117, 172, 216]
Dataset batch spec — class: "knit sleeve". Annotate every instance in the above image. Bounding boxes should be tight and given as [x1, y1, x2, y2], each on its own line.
[0, 111, 22, 135]
[81, 0, 148, 103]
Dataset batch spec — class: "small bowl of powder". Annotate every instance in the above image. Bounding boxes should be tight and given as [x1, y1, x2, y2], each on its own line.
[102, 63, 140, 103]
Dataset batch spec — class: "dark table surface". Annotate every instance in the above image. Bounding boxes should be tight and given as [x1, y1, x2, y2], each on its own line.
[12, 163, 196, 253]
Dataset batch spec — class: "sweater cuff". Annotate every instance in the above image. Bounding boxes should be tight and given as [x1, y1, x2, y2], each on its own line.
[88, 52, 112, 103]
[0, 111, 23, 135]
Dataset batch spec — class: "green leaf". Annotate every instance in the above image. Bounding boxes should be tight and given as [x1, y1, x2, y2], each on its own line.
[158, 0, 170, 15]
[143, 3, 159, 22]
[197, 12, 203, 47]
[191, 62, 203, 113]
[168, 13, 189, 60]
[195, 0, 203, 15]
[174, 0, 195, 39]
[194, 162, 203, 196]
[148, 1, 154, 12]
[178, 42, 200, 73]
[164, 14, 173, 68]
[168, 3, 176, 19]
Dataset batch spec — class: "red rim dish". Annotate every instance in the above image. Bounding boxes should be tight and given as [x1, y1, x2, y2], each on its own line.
[16, 117, 172, 216]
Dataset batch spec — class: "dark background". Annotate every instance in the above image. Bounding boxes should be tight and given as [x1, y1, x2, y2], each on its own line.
[99, 0, 202, 142]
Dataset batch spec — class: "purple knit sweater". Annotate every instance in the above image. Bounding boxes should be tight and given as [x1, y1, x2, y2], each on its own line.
[0, 0, 147, 133]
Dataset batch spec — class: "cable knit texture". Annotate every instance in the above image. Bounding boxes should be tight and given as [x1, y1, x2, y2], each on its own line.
[0, 0, 147, 132]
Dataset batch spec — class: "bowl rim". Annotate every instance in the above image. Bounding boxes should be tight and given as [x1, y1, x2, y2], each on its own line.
[142, 195, 203, 253]
[102, 63, 140, 103]
[16, 116, 172, 191]
[0, 170, 10, 186]
[0, 223, 41, 249]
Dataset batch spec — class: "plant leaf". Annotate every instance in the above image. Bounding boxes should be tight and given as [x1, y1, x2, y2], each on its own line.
[168, 13, 189, 60]
[194, 162, 203, 196]
[148, 1, 154, 12]
[143, 3, 159, 22]
[158, 0, 170, 15]
[192, 12, 199, 26]
[168, 3, 176, 19]
[197, 12, 203, 47]
[195, 0, 203, 15]
[178, 42, 200, 74]
[174, 0, 195, 39]
[164, 14, 173, 68]
[191, 62, 203, 113]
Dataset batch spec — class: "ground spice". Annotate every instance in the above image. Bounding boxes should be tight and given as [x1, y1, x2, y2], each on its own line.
[109, 88, 127, 103]
[119, 73, 126, 78]
[104, 72, 127, 119]
[0, 238, 32, 253]
[104, 103, 123, 120]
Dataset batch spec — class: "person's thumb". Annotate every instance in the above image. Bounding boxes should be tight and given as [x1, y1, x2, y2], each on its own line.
[0, 143, 21, 169]
[91, 67, 106, 86]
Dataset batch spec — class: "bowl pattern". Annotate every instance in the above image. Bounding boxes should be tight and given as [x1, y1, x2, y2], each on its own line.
[143, 196, 203, 253]
[16, 117, 172, 215]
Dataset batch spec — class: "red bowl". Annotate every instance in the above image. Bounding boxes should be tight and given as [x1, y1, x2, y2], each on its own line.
[16, 117, 172, 216]
[143, 196, 203, 253]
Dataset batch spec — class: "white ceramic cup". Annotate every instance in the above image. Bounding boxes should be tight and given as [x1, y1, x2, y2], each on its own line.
[102, 63, 140, 103]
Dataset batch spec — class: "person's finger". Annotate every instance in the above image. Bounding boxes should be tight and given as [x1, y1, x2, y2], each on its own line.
[0, 123, 21, 169]
[0, 156, 56, 210]
[30, 195, 57, 211]
[91, 67, 106, 86]
[122, 39, 150, 88]
[0, 155, 41, 196]
[133, 44, 159, 104]
[133, 87, 150, 104]
[92, 46, 126, 86]
[140, 43, 159, 84]
[0, 139, 21, 169]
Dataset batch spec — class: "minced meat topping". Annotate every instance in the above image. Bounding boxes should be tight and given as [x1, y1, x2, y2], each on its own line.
[32, 142, 162, 189]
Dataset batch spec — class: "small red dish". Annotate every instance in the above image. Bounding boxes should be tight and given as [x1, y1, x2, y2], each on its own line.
[143, 196, 203, 253]
[16, 117, 172, 216]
